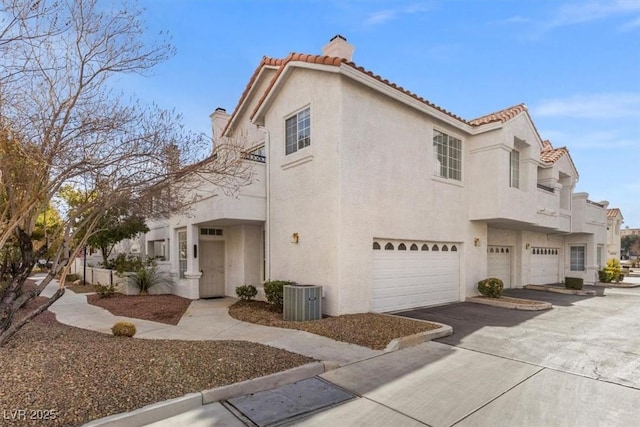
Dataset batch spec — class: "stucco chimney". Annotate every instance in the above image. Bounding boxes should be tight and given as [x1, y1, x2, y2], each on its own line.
[322, 35, 355, 61]
[209, 107, 230, 150]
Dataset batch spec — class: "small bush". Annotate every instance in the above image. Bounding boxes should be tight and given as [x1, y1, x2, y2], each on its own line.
[605, 259, 622, 283]
[565, 277, 583, 290]
[477, 277, 503, 298]
[236, 285, 258, 301]
[96, 283, 116, 298]
[132, 264, 172, 294]
[111, 321, 136, 337]
[263, 280, 295, 307]
[598, 269, 614, 283]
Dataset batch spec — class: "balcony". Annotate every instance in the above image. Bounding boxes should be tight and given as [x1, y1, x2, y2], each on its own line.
[571, 194, 607, 234]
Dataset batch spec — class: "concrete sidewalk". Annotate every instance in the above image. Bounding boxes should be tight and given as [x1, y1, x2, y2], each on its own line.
[150, 340, 640, 427]
[39, 277, 381, 366]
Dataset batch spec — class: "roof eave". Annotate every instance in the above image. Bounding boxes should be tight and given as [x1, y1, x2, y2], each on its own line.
[252, 61, 342, 125]
[338, 64, 474, 133]
[224, 64, 279, 137]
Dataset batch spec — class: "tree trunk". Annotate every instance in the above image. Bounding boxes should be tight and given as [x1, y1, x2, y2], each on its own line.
[0, 287, 65, 347]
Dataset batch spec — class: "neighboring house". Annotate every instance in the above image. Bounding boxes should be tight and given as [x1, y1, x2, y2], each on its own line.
[606, 208, 624, 262]
[143, 35, 614, 315]
[621, 227, 640, 238]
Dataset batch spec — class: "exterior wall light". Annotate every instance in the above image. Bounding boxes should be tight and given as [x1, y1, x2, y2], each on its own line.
[291, 232, 299, 244]
[474, 238, 480, 246]
[525, 243, 531, 249]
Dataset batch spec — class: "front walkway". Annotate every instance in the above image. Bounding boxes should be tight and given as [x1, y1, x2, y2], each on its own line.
[38, 277, 381, 366]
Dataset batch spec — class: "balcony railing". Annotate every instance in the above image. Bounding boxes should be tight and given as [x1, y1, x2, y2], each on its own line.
[537, 183, 555, 193]
[240, 152, 266, 163]
[587, 199, 605, 207]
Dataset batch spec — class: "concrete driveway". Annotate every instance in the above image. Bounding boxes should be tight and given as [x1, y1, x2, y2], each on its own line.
[399, 287, 640, 390]
[282, 286, 640, 426]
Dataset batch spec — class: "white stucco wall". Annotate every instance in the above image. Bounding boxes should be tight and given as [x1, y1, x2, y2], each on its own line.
[335, 77, 482, 314]
[263, 68, 342, 313]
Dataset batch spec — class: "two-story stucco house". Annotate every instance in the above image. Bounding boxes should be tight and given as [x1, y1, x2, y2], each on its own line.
[144, 36, 616, 315]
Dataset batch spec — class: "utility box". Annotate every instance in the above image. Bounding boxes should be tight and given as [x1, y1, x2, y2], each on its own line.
[283, 285, 322, 321]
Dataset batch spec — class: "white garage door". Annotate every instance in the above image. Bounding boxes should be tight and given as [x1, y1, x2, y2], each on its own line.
[487, 246, 512, 288]
[372, 240, 460, 312]
[530, 247, 560, 285]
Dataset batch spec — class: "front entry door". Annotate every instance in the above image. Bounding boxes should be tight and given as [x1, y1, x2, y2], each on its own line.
[199, 240, 225, 298]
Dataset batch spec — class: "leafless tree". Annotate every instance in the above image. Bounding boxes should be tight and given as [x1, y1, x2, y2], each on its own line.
[0, 0, 253, 345]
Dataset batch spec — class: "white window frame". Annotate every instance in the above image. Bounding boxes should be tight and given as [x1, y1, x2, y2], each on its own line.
[510, 149, 520, 188]
[178, 230, 187, 278]
[570, 245, 585, 272]
[285, 107, 311, 155]
[433, 129, 462, 181]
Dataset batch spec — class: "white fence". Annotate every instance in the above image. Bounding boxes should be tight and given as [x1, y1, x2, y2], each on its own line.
[69, 258, 139, 295]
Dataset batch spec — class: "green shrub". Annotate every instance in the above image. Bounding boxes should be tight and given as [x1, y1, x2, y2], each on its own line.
[598, 269, 614, 283]
[263, 280, 295, 307]
[96, 283, 116, 298]
[111, 321, 136, 337]
[477, 277, 503, 298]
[565, 277, 583, 290]
[236, 285, 258, 301]
[102, 254, 150, 274]
[132, 264, 172, 294]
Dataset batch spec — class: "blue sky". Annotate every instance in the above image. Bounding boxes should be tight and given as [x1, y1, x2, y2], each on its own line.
[122, 0, 639, 227]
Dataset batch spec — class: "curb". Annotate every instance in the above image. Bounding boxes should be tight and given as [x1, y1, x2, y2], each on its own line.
[82, 361, 332, 427]
[523, 284, 604, 296]
[383, 318, 453, 352]
[466, 296, 552, 311]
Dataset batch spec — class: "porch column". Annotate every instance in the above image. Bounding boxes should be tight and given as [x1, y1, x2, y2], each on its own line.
[184, 224, 202, 295]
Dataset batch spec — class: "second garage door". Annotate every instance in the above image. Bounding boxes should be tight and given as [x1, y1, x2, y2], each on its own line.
[372, 240, 460, 313]
[487, 246, 512, 288]
[530, 247, 560, 285]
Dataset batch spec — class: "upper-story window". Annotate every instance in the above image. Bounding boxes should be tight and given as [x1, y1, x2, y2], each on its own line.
[433, 130, 462, 181]
[510, 149, 520, 188]
[285, 107, 310, 155]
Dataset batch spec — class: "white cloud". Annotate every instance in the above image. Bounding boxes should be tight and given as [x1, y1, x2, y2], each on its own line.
[539, 128, 635, 149]
[490, 15, 531, 25]
[532, 93, 640, 119]
[522, 1, 640, 37]
[547, 1, 640, 28]
[364, 9, 397, 26]
[363, 4, 430, 27]
[620, 16, 640, 31]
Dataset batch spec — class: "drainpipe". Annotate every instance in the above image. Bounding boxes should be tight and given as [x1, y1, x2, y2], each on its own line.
[257, 125, 271, 281]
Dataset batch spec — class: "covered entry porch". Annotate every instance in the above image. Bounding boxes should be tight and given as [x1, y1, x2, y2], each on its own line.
[171, 219, 264, 300]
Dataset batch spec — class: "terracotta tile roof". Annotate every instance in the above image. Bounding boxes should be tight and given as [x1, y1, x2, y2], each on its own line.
[222, 56, 283, 136]
[248, 53, 351, 123]
[223, 49, 567, 176]
[540, 146, 569, 164]
[607, 208, 623, 218]
[468, 104, 528, 126]
[340, 61, 469, 124]
[223, 52, 472, 136]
